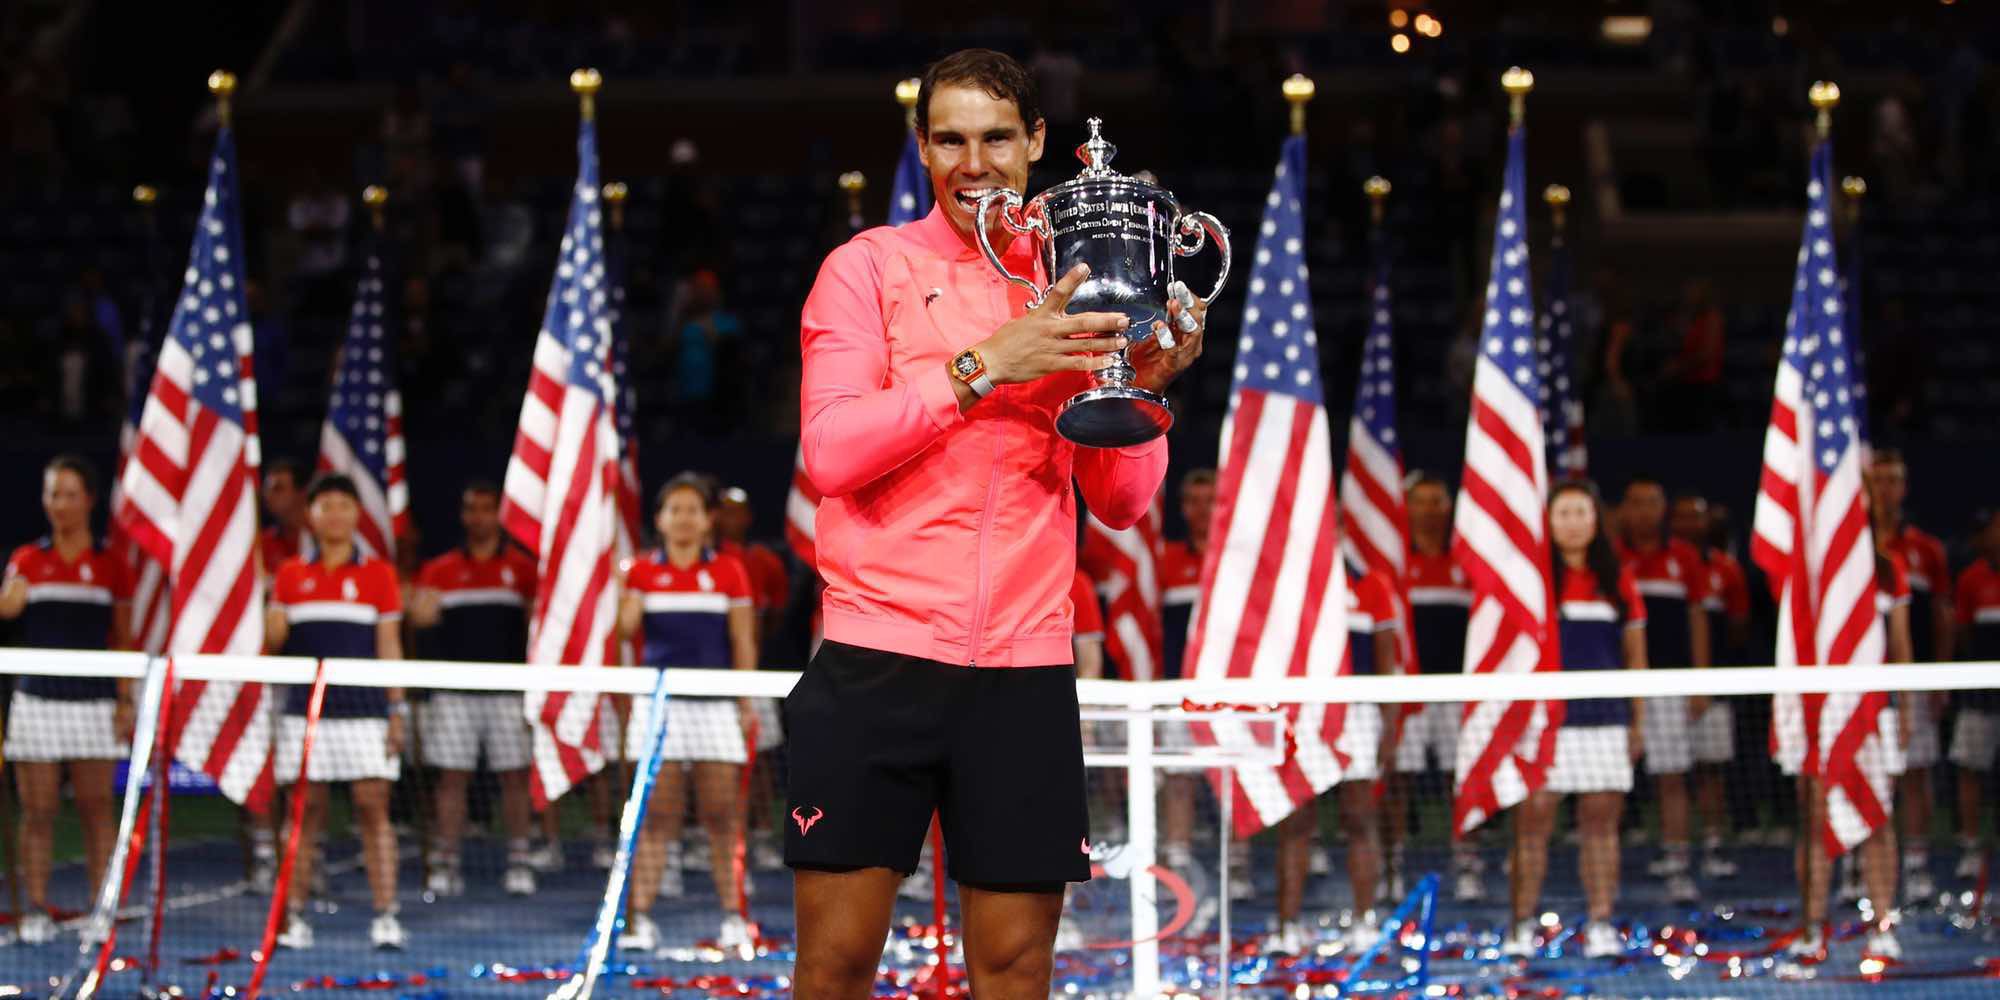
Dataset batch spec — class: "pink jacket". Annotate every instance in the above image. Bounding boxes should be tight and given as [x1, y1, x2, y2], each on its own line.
[800, 206, 1168, 668]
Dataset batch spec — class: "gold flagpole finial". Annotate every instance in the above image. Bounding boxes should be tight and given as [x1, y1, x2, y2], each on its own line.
[1502, 66, 1535, 127]
[132, 184, 158, 207]
[1282, 74, 1315, 136]
[1840, 175, 1866, 225]
[1809, 80, 1840, 139]
[571, 68, 603, 121]
[1364, 176, 1391, 226]
[1544, 183, 1572, 231]
[603, 182, 628, 229]
[839, 170, 867, 215]
[362, 185, 388, 231]
[896, 78, 921, 131]
[208, 70, 238, 126]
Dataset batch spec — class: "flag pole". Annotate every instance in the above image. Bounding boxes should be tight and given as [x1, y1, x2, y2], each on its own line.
[1810, 80, 1839, 142]
[572, 67, 601, 121]
[209, 70, 236, 126]
[1544, 183, 1570, 250]
[1840, 175, 1866, 227]
[603, 180, 627, 229]
[1365, 175, 1390, 231]
[896, 76, 919, 132]
[363, 184, 387, 233]
[1283, 73, 1314, 136]
[836, 175, 868, 233]
[1503, 65, 1534, 129]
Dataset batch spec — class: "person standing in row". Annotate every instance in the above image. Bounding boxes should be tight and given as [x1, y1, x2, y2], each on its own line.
[1503, 481, 1647, 960]
[407, 481, 541, 898]
[0, 455, 131, 945]
[265, 473, 407, 951]
[617, 473, 760, 954]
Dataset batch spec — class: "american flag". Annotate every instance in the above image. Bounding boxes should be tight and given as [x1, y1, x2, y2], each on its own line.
[111, 219, 172, 656]
[1339, 239, 1416, 678]
[502, 114, 620, 807]
[116, 126, 275, 808]
[1450, 123, 1562, 836]
[1840, 191, 1870, 452]
[1538, 234, 1587, 479]
[1751, 139, 1889, 855]
[1081, 499, 1164, 681]
[785, 128, 929, 567]
[1185, 135, 1351, 837]
[314, 237, 408, 560]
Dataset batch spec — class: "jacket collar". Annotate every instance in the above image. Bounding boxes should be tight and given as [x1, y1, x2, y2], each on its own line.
[909, 203, 1037, 266]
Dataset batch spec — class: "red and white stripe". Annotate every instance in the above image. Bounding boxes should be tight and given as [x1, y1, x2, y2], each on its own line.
[1186, 390, 1352, 837]
[117, 329, 272, 809]
[1339, 411, 1415, 679]
[1082, 497, 1164, 681]
[504, 328, 622, 807]
[314, 401, 407, 560]
[111, 422, 173, 655]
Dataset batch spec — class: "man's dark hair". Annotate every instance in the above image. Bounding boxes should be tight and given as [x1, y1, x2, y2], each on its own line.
[656, 471, 715, 513]
[44, 453, 98, 496]
[1180, 468, 1216, 492]
[463, 479, 502, 501]
[916, 49, 1041, 138]
[1871, 447, 1906, 468]
[305, 472, 361, 505]
[1621, 474, 1664, 499]
[266, 458, 308, 489]
[1407, 473, 1454, 497]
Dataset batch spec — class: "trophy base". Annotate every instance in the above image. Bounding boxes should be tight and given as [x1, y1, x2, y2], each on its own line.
[1057, 385, 1174, 448]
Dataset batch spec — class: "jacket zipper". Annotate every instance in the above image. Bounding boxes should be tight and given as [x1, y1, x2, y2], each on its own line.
[967, 407, 1004, 666]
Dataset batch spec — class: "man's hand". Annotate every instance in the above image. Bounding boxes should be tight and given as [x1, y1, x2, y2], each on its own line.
[973, 263, 1130, 386]
[114, 700, 136, 743]
[1130, 281, 1206, 393]
[386, 711, 406, 757]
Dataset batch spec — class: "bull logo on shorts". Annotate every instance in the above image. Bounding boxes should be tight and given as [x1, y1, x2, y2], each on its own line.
[791, 806, 824, 835]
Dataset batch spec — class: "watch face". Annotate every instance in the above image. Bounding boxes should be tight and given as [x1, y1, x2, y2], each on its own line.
[954, 351, 981, 377]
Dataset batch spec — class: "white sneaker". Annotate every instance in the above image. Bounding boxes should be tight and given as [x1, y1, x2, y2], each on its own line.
[684, 832, 712, 872]
[1308, 845, 1332, 876]
[617, 913, 659, 953]
[16, 911, 55, 946]
[751, 834, 784, 871]
[503, 865, 536, 896]
[1582, 920, 1623, 958]
[276, 913, 313, 950]
[1954, 848, 1984, 880]
[658, 859, 685, 899]
[717, 913, 755, 956]
[527, 840, 565, 874]
[1647, 852, 1691, 877]
[370, 910, 407, 950]
[898, 864, 933, 901]
[591, 839, 617, 870]
[1266, 920, 1310, 954]
[1786, 924, 1825, 960]
[1667, 873, 1699, 905]
[1863, 927, 1903, 962]
[1228, 867, 1255, 901]
[1343, 913, 1382, 952]
[1499, 919, 1537, 957]
[1904, 868, 1937, 903]
[1454, 870, 1486, 903]
[425, 867, 464, 898]
[1837, 859, 1864, 902]
[1383, 867, 1407, 901]
[1054, 914, 1086, 951]
[1701, 854, 1739, 879]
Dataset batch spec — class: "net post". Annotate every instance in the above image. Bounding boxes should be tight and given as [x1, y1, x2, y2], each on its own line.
[1218, 769, 1232, 1000]
[1125, 692, 1160, 998]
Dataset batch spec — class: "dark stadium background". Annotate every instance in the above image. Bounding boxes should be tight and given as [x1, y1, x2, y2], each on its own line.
[2, 1, 1994, 666]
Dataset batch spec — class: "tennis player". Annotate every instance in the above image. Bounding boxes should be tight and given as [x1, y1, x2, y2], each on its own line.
[787, 48, 1201, 997]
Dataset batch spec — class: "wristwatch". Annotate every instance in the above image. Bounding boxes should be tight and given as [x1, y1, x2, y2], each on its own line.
[949, 347, 996, 398]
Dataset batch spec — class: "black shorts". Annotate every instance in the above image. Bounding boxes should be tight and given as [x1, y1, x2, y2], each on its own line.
[782, 640, 1091, 887]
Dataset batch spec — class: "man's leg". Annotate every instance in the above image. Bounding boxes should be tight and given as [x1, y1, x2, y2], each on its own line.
[793, 867, 901, 999]
[960, 883, 1065, 1000]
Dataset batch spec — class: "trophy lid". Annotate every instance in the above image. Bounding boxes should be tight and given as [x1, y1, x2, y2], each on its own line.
[1075, 117, 1120, 177]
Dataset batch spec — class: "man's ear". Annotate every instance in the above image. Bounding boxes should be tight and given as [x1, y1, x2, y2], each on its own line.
[1027, 117, 1046, 164]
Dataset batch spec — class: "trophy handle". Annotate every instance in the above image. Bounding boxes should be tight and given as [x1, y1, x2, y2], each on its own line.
[1173, 211, 1233, 306]
[975, 189, 1049, 307]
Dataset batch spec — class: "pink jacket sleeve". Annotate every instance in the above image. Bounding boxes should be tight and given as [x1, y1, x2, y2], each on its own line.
[1074, 436, 1167, 530]
[798, 241, 966, 498]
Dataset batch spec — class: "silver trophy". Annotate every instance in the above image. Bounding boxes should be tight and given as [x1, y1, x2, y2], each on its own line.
[976, 118, 1231, 448]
